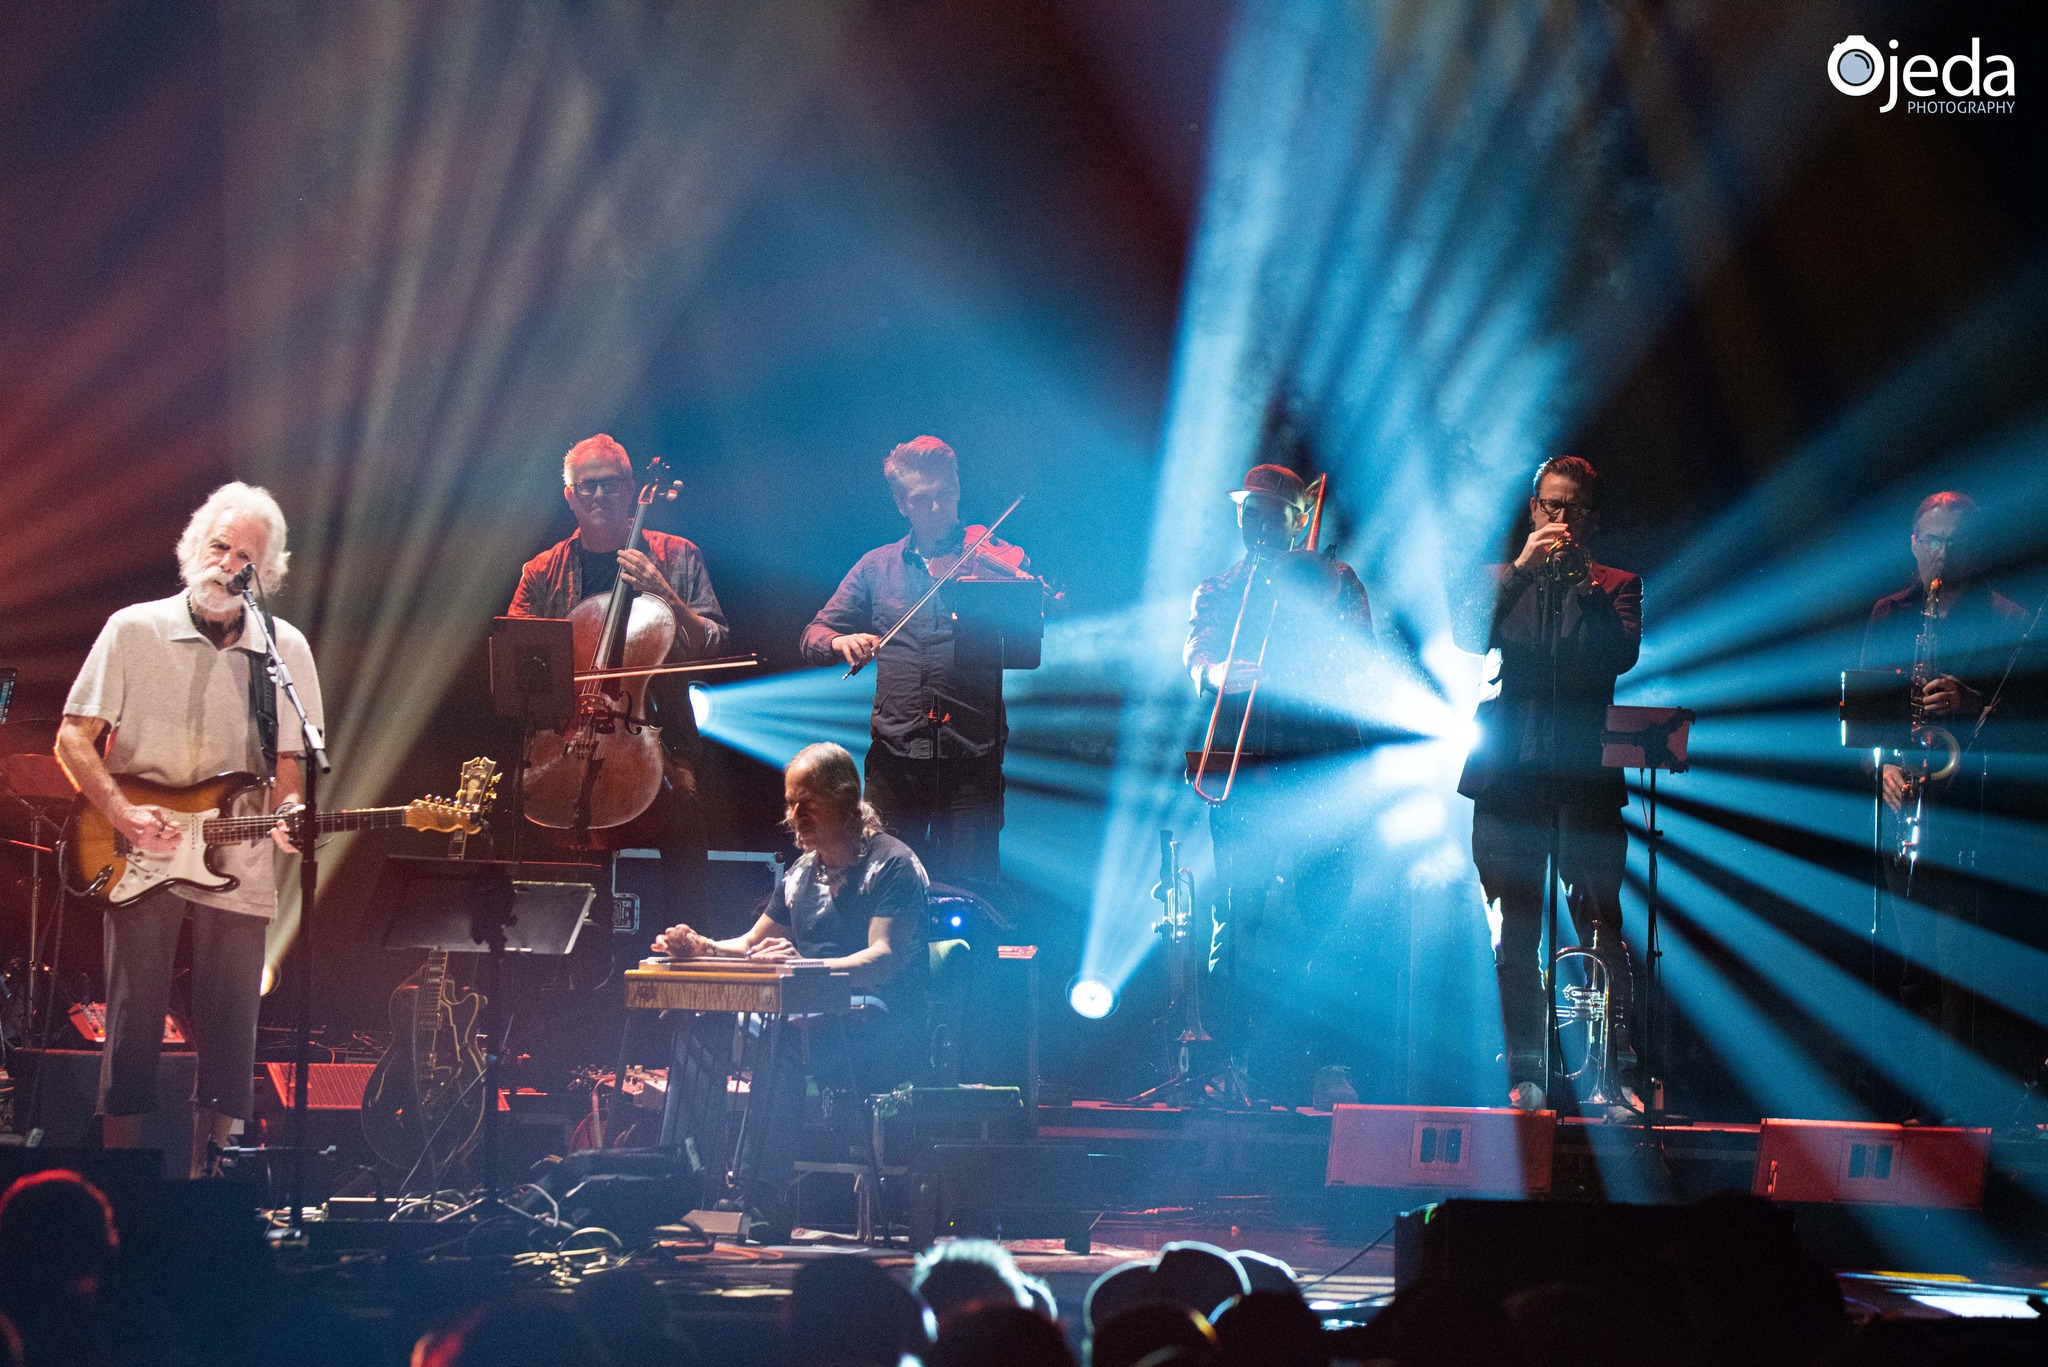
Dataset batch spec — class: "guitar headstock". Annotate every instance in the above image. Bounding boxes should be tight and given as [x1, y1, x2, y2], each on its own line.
[638, 456, 683, 508]
[452, 756, 501, 816]
[405, 757, 500, 835]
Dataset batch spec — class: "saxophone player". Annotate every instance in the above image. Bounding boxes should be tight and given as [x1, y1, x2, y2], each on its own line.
[1860, 491, 2028, 1123]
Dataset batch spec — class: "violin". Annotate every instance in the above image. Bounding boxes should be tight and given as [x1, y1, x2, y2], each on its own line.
[522, 460, 682, 845]
[925, 526, 1034, 581]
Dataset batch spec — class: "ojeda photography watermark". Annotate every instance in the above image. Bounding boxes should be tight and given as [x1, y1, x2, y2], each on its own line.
[1829, 35, 2016, 114]
[1843, 34, 2015, 113]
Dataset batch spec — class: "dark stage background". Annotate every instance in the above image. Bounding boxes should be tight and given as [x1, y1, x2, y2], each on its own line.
[3, 0, 2045, 1118]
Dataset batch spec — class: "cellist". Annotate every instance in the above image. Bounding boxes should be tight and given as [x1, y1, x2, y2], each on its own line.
[509, 433, 731, 918]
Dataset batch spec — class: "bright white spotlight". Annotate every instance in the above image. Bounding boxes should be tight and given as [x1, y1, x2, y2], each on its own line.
[1067, 975, 1119, 1020]
[688, 681, 714, 730]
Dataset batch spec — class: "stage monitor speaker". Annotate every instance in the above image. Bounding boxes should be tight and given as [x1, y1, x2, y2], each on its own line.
[1395, 1198, 1697, 1298]
[1752, 1118, 1991, 1209]
[1326, 1104, 1556, 1196]
[959, 943, 1039, 1117]
[909, 1142, 1125, 1252]
[516, 1147, 692, 1240]
[10, 1049, 196, 1178]
[0, 1150, 264, 1290]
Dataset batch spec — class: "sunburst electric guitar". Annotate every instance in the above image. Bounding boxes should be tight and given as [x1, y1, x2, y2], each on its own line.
[361, 757, 500, 1174]
[64, 772, 483, 908]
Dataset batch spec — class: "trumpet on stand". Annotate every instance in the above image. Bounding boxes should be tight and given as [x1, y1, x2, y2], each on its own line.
[1129, 829, 1249, 1107]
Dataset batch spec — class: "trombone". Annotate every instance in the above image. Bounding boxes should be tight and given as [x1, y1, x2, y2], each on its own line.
[1191, 475, 1329, 804]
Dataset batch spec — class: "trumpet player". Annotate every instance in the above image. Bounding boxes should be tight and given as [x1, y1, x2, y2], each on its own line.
[1860, 491, 2027, 1123]
[1456, 456, 1642, 1114]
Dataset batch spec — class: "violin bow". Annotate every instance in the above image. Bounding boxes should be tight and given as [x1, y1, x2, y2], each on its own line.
[844, 496, 1024, 680]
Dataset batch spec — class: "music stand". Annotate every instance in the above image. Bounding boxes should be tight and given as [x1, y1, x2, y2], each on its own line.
[946, 578, 1045, 671]
[489, 617, 578, 869]
[1841, 667, 1914, 1086]
[370, 856, 595, 1220]
[1601, 705, 1693, 1129]
[1840, 669, 1913, 751]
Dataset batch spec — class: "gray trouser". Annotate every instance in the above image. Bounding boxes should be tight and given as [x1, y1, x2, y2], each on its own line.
[101, 892, 267, 1119]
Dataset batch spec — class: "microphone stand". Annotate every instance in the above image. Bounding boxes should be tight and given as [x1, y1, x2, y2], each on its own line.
[1538, 561, 1567, 1112]
[237, 570, 328, 1231]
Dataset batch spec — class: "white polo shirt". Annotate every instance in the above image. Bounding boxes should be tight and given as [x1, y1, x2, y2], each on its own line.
[65, 593, 324, 918]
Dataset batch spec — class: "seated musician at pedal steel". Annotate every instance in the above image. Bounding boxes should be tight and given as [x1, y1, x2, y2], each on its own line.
[54, 482, 321, 1176]
[509, 433, 730, 916]
[651, 743, 928, 1218]
[1456, 456, 1641, 1115]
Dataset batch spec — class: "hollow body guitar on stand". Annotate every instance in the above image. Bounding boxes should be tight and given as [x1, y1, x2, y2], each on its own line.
[63, 773, 481, 907]
[361, 758, 500, 1176]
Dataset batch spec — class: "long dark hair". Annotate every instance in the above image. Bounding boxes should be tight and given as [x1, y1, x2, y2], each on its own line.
[787, 743, 885, 841]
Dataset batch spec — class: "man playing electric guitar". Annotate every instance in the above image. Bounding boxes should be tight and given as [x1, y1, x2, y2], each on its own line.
[54, 482, 323, 1176]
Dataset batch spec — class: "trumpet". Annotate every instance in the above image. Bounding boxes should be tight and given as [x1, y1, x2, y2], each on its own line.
[1190, 475, 1329, 804]
[1554, 935, 1622, 1107]
[1542, 530, 1589, 584]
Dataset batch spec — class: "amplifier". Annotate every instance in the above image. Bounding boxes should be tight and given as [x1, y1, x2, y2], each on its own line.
[264, 1062, 377, 1111]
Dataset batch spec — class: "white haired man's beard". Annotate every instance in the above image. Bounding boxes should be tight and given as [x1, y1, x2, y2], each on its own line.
[181, 554, 242, 619]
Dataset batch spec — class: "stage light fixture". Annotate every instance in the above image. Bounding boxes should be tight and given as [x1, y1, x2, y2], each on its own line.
[1067, 975, 1119, 1020]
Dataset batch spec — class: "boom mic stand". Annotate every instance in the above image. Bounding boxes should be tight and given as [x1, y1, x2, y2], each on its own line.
[236, 568, 328, 1231]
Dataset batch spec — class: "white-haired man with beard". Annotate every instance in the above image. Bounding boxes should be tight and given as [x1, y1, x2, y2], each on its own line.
[55, 482, 321, 1175]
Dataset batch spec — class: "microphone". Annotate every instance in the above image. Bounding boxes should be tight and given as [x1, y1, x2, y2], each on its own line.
[1155, 829, 1175, 902]
[225, 564, 257, 595]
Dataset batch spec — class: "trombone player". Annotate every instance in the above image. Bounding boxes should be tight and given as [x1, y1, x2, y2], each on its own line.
[1184, 464, 1373, 1104]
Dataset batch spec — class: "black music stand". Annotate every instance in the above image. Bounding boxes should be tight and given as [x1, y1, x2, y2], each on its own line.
[946, 578, 1045, 671]
[1601, 704, 1693, 1128]
[370, 856, 594, 1222]
[489, 617, 578, 869]
[919, 579, 1043, 884]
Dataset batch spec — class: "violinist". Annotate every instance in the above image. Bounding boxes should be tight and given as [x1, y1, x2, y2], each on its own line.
[509, 434, 731, 915]
[1454, 456, 1639, 1115]
[1184, 463, 1373, 1103]
[800, 436, 1026, 890]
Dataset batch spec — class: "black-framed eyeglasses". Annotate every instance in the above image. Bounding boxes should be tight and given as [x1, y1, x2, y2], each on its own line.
[1912, 531, 1965, 553]
[571, 476, 632, 499]
[1535, 498, 1591, 518]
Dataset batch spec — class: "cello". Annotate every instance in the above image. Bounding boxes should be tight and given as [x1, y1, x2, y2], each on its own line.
[521, 460, 683, 844]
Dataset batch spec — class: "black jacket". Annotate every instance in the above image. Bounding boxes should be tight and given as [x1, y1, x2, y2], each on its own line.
[1457, 560, 1642, 807]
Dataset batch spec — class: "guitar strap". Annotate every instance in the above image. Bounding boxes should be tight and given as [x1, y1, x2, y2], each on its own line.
[248, 608, 280, 775]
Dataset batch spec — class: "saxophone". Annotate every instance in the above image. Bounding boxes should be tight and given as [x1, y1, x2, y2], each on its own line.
[1897, 576, 1961, 867]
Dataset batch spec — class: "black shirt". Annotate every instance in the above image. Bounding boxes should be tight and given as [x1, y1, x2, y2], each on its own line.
[764, 833, 929, 1000]
[577, 546, 620, 600]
